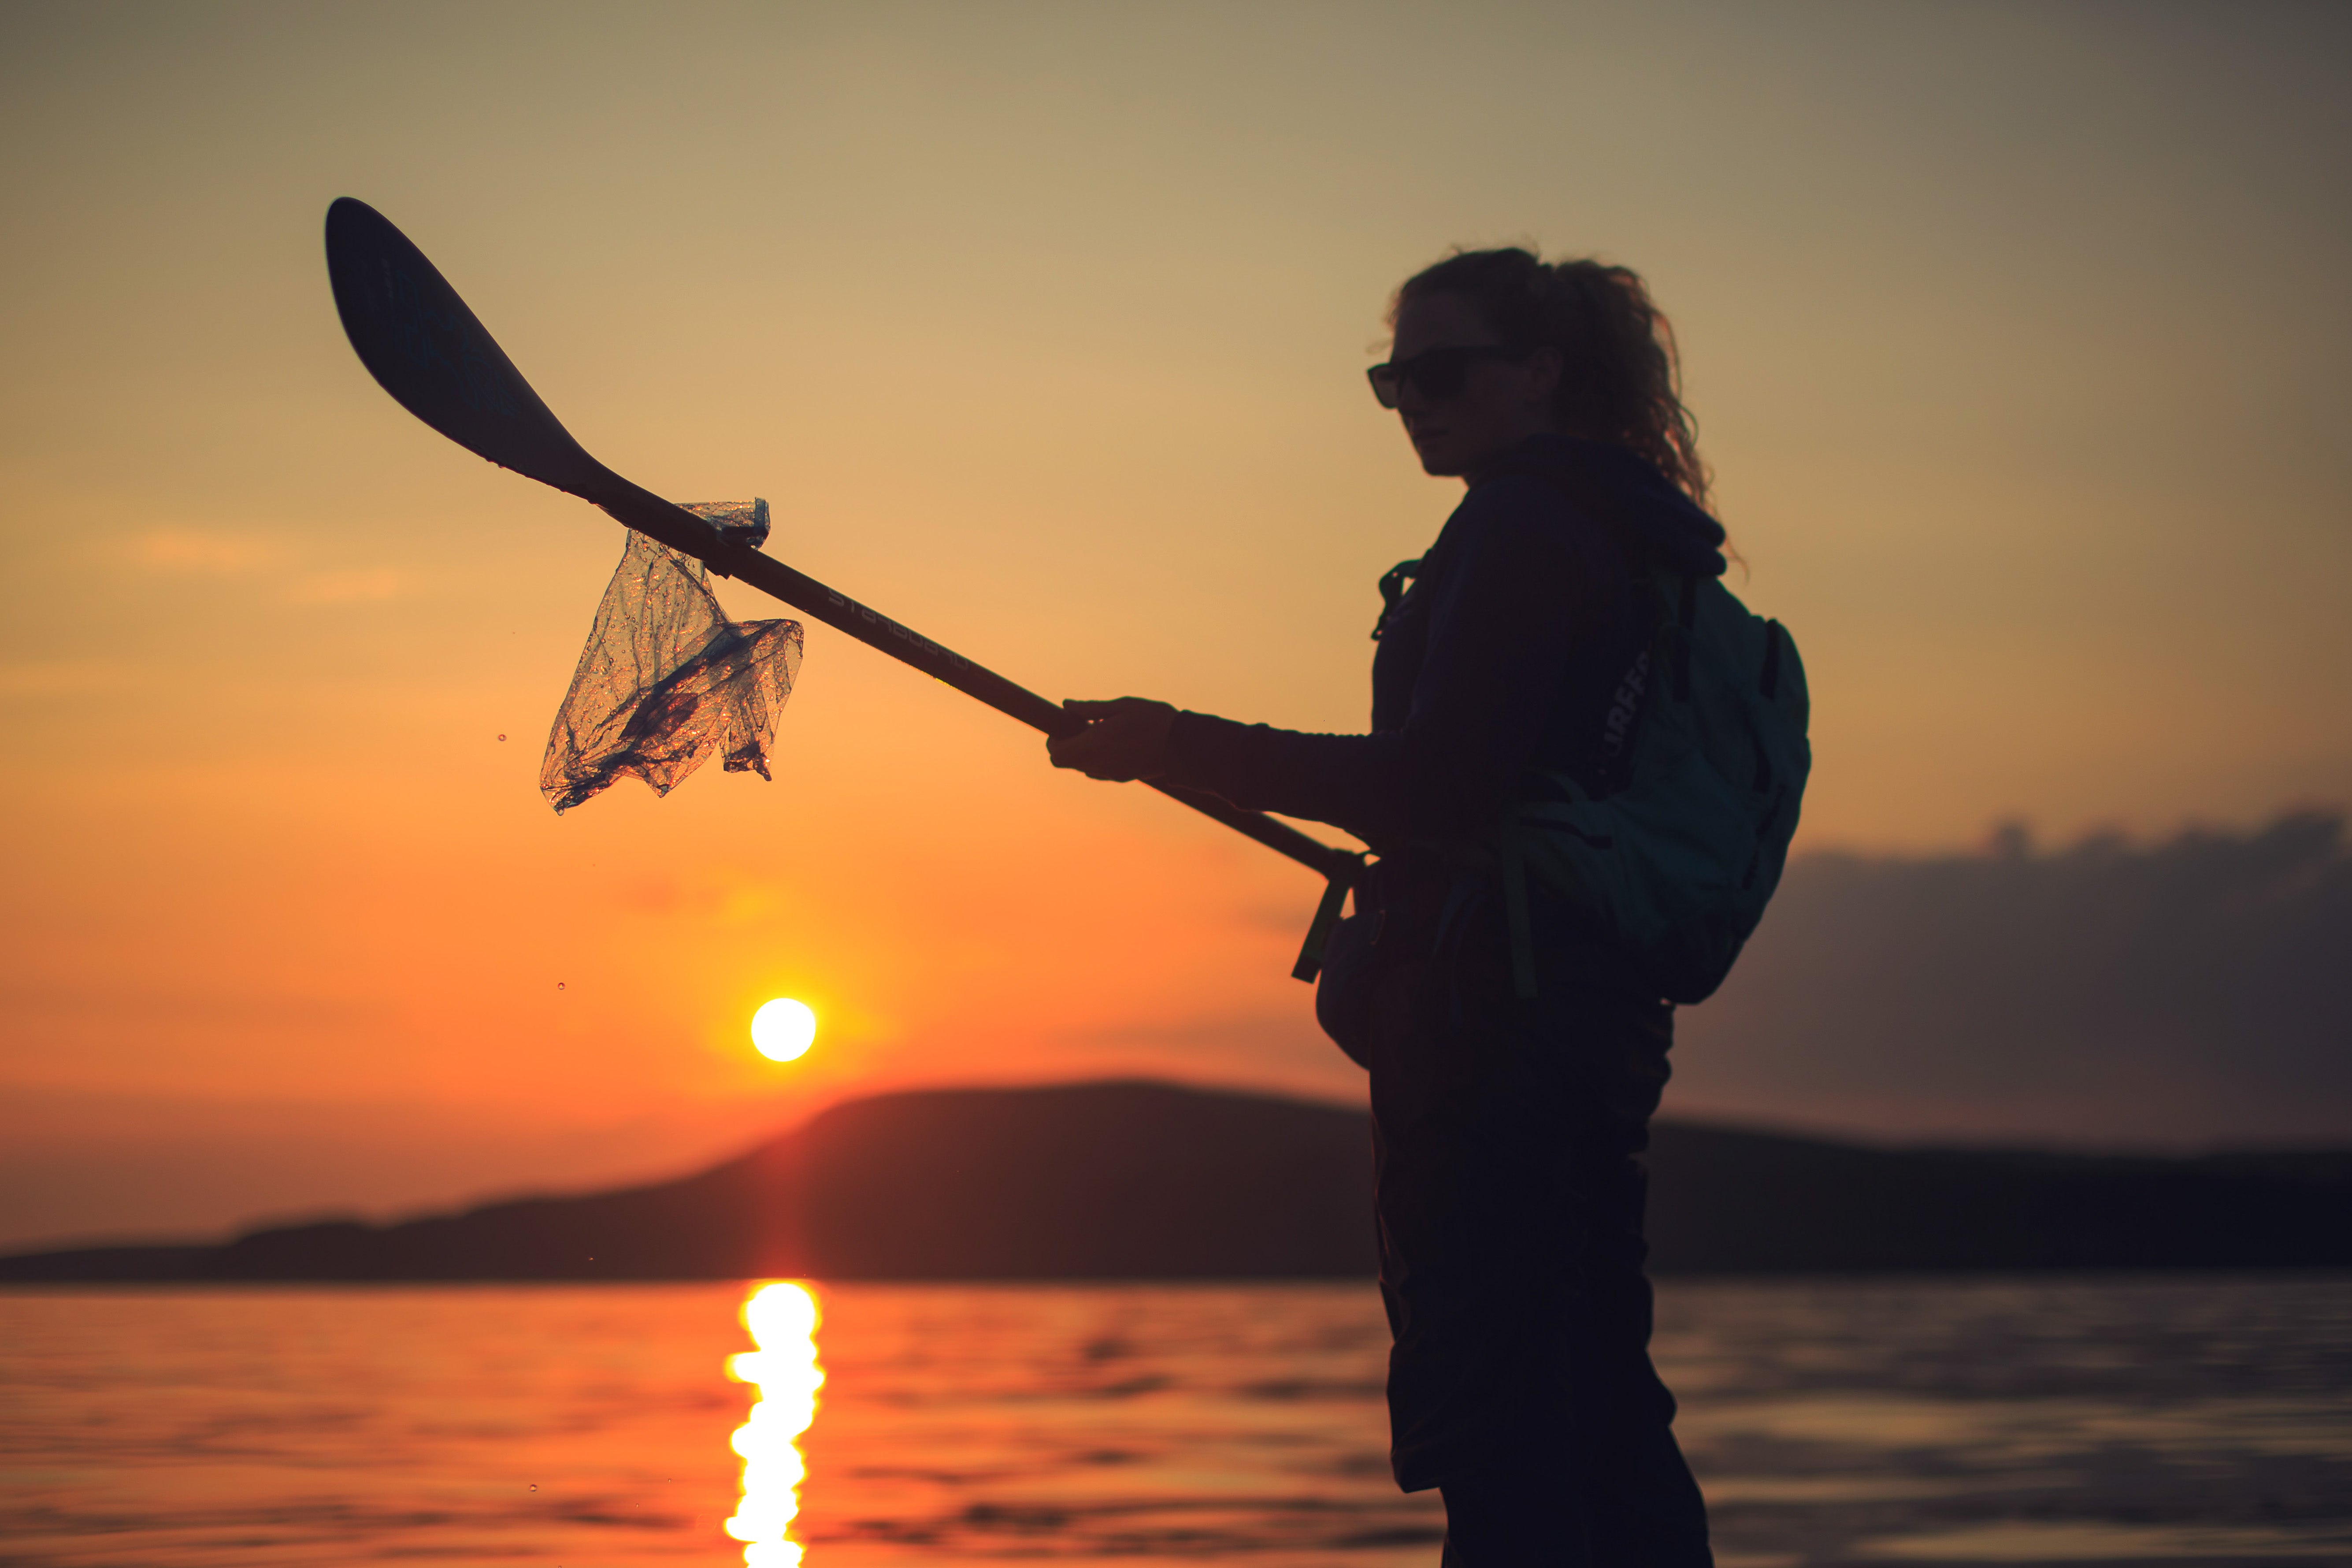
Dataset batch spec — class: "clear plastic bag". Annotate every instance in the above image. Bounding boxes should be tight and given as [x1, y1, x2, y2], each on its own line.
[540, 500, 802, 813]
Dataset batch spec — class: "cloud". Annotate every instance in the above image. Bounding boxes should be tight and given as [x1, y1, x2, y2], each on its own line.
[113, 530, 408, 603]
[1674, 810, 2352, 1149]
[121, 528, 278, 575]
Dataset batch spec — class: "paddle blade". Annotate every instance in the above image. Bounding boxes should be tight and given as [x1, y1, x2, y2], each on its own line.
[325, 197, 606, 497]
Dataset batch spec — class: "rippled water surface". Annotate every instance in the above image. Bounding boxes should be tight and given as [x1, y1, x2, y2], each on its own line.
[2, 1275, 2347, 1566]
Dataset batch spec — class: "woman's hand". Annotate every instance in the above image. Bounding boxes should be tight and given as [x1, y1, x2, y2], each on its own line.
[1048, 697, 1178, 782]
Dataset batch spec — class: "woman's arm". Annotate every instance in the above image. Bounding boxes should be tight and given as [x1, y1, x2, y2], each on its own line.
[1057, 477, 1638, 847]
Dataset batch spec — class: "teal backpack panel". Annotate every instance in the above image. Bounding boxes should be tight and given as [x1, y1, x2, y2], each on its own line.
[1503, 569, 1810, 1004]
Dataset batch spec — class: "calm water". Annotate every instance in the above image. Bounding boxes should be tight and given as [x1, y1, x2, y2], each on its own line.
[2, 1275, 2347, 1567]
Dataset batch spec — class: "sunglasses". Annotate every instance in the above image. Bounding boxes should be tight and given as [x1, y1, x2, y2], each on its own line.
[1366, 343, 1528, 409]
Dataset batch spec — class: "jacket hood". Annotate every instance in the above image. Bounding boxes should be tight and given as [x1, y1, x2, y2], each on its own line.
[1491, 434, 1728, 578]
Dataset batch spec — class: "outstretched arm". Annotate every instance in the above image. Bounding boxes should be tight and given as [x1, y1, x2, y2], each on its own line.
[1047, 477, 1638, 848]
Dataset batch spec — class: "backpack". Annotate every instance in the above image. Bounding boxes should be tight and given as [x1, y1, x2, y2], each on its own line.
[1499, 561, 1810, 1005]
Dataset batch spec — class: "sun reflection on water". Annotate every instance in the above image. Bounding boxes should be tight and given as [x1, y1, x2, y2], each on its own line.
[726, 1281, 824, 1567]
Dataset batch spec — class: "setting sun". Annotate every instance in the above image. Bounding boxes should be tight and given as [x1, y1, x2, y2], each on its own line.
[750, 1000, 818, 1063]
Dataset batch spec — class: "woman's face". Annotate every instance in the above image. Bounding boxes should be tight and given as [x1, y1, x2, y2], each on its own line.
[1385, 291, 1563, 480]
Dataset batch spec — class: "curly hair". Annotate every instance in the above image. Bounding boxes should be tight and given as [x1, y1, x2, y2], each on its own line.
[1391, 247, 1711, 509]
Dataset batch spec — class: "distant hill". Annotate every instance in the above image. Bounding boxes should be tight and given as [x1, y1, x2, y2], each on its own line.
[3, 1080, 2346, 1283]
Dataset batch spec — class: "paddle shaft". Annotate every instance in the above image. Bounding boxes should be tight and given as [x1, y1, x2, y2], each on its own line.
[592, 474, 1366, 890]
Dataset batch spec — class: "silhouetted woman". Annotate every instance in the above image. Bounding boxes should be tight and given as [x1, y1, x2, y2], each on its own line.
[1050, 247, 1722, 1566]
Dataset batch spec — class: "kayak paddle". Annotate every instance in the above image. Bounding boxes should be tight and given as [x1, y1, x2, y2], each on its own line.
[322, 197, 1360, 978]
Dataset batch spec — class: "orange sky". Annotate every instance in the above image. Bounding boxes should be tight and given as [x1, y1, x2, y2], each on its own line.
[3, 2, 2348, 1248]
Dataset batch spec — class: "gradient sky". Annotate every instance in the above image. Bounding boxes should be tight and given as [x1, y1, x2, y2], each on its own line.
[4, 1, 2348, 1249]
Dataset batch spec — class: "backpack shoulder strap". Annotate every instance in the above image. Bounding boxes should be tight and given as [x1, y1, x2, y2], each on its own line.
[1370, 557, 1422, 641]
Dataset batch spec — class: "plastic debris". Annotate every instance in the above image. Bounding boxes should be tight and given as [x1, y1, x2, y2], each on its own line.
[540, 500, 802, 813]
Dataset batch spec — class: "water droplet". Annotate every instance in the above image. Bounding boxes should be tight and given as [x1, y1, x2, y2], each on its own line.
[529, 1483, 538, 1491]
[556, 982, 566, 991]
[497, 733, 507, 741]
